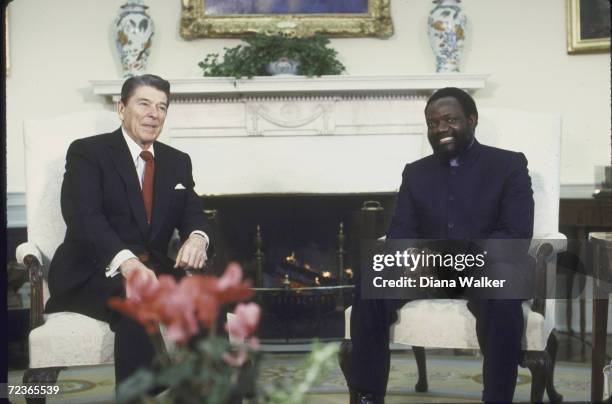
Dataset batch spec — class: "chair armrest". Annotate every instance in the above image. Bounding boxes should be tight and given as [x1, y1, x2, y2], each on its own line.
[16, 242, 45, 330]
[529, 233, 567, 259]
[528, 234, 567, 316]
[16, 242, 43, 265]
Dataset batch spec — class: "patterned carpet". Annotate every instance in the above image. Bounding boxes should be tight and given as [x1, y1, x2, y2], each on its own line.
[8, 352, 592, 403]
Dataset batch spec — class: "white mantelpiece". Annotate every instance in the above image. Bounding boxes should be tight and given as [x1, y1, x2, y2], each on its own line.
[91, 74, 488, 101]
[90, 75, 488, 196]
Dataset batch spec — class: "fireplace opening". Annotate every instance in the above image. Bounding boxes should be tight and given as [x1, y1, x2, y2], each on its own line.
[201, 193, 396, 341]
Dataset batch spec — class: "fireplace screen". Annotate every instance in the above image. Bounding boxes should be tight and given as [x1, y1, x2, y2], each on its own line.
[201, 194, 394, 341]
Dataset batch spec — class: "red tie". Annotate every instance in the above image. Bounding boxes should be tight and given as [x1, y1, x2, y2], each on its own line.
[140, 150, 154, 224]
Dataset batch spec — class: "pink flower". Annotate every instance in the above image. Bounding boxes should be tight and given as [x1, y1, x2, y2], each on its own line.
[226, 303, 261, 340]
[108, 298, 159, 334]
[156, 288, 199, 344]
[109, 270, 165, 333]
[215, 262, 254, 303]
[108, 263, 256, 345]
[125, 268, 160, 301]
[218, 262, 242, 290]
[177, 276, 220, 328]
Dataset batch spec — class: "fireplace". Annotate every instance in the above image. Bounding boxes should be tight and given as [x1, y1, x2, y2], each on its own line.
[201, 193, 394, 341]
[203, 193, 394, 284]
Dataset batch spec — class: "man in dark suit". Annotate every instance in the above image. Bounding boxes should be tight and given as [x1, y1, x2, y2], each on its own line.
[350, 87, 534, 403]
[45, 74, 211, 384]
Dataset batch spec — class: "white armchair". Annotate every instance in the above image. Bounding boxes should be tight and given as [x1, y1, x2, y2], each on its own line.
[17, 111, 119, 389]
[339, 108, 567, 402]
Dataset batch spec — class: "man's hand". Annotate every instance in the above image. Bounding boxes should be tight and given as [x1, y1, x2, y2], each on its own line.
[174, 234, 207, 270]
[119, 258, 157, 299]
[119, 257, 154, 277]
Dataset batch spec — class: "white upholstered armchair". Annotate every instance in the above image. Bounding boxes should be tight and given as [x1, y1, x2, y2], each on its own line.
[339, 108, 567, 402]
[16, 111, 120, 390]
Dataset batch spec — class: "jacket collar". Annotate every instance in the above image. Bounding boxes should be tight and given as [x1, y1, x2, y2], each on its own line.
[121, 127, 155, 164]
[150, 141, 174, 241]
[435, 137, 482, 168]
[108, 128, 149, 239]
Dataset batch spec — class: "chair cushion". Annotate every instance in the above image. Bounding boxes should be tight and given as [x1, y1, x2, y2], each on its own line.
[28, 312, 182, 368]
[29, 312, 114, 368]
[344, 299, 555, 351]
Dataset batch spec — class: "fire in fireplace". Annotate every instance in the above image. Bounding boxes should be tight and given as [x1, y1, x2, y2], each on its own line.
[202, 194, 394, 285]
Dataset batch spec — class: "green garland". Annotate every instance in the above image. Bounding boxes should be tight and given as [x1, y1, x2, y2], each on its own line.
[199, 34, 346, 78]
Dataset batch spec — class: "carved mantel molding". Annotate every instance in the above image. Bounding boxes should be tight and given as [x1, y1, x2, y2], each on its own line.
[91, 74, 489, 102]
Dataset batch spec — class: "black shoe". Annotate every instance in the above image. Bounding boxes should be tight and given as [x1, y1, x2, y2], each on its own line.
[355, 391, 384, 404]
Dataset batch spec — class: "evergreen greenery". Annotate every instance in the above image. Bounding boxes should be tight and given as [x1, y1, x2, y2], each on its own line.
[199, 34, 346, 78]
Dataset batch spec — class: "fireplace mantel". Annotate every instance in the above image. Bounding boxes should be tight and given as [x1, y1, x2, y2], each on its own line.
[89, 74, 489, 195]
[91, 74, 488, 101]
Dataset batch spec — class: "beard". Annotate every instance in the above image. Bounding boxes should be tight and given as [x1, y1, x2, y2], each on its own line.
[429, 130, 474, 161]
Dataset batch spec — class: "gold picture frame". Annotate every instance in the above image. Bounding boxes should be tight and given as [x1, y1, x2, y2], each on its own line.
[566, 0, 610, 54]
[180, 0, 393, 39]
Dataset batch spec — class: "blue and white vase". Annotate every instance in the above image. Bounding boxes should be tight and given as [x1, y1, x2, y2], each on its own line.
[114, 0, 155, 78]
[266, 57, 301, 76]
[427, 0, 467, 73]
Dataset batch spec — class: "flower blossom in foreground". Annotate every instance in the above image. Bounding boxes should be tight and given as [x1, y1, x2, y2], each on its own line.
[216, 262, 254, 303]
[223, 302, 261, 367]
[225, 302, 261, 340]
[108, 269, 166, 334]
[108, 263, 255, 344]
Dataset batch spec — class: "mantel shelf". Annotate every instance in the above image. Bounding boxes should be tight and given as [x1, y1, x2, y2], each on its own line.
[91, 74, 489, 101]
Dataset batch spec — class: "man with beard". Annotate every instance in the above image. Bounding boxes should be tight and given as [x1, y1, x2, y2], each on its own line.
[349, 87, 534, 403]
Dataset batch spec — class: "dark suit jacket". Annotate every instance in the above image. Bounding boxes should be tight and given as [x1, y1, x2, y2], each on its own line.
[387, 139, 534, 265]
[45, 128, 210, 323]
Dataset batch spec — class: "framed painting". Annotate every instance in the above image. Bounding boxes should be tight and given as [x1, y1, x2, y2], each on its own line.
[180, 0, 392, 39]
[566, 0, 610, 54]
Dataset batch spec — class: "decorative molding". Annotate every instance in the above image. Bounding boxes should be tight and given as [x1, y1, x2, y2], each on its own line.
[91, 74, 489, 102]
[249, 103, 325, 128]
[246, 100, 336, 136]
[7, 192, 26, 228]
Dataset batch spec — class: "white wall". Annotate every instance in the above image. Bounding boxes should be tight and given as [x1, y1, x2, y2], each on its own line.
[6, 0, 611, 192]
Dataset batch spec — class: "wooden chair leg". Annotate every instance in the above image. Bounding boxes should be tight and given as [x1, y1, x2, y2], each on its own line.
[545, 332, 564, 403]
[565, 270, 574, 336]
[411, 346, 428, 392]
[522, 351, 551, 403]
[338, 339, 357, 403]
[23, 366, 65, 404]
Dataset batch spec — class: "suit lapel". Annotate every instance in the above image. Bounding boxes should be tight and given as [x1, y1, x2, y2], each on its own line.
[108, 129, 149, 239]
[150, 142, 174, 241]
